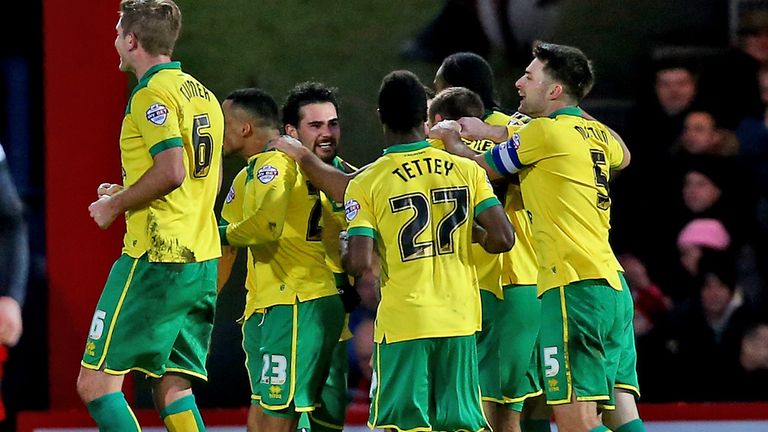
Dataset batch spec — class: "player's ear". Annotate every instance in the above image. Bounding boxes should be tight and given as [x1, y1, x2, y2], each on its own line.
[241, 121, 252, 137]
[126, 32, 139, 51]
[284, 124, 299, 139]
[549, 83, 564, 100]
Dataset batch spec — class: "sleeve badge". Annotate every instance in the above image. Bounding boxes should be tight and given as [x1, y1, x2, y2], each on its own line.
[345, 199, 361, 222]
[145, 103, 169, 125]
[257, 165, 279, 184]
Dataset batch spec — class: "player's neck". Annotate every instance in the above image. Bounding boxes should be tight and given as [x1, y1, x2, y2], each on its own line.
[541, 100, 574, 118]
[132, 54, 173, 81]
[383, 129, 425, 148]
[248, 129, 281, 157]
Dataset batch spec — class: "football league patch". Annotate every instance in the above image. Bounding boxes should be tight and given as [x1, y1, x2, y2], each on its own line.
[225, 185, 236, 204]
[345, 199, 361, 222]
[145, 103, 169, 125]
[511, 133, 521, 150]
[257, 165, 279, 184]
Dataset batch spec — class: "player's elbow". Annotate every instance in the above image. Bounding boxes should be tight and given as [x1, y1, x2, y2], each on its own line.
[166, 164, 186, 189]
[343, 253, 370, 279]
[484, 225, 515, 253]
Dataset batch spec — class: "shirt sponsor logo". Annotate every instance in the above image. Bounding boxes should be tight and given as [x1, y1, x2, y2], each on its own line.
[145, 103, 169, 125]
[225, 185, 236, 203]
[257, 165, 279, 184]
[345, 199, 361, 221]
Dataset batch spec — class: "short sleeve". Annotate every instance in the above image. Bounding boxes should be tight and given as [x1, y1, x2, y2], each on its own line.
[486, 120, 548, 176]
[130, 87, 182, 156]
[605, 129, 625, 169]
[344, 178, 376, 239]
[220, 167, 247, 224]
[471, 165, 502, 216]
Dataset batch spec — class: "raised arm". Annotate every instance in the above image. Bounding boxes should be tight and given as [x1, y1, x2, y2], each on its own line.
[429, 121, 503, 180]
[268, 136, 360, 202]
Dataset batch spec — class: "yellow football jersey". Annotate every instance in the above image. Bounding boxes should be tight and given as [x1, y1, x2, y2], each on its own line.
[223, 151, 337, 309]
[220, 167, 263, 319]
[486, 107, 625, 295]
[500, 112, 538, 286]
[429, 109, 512, 298]
[321, 157, 356, 274]
[345, 141, 501, 343]
[120, 62, 223, 263]
[322, 156, 357, 342]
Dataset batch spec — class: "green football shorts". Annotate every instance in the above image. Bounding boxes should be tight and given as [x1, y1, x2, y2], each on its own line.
[242, 311, 265, 403]
[539, 278, 625, 409]
[499, 284, 544, 412]
[308, 340, 349, 431]
[368, 335, 488, 432]
[258, 295, 345, 415]
[477, 290, 503, 403]
[81, 254, 217, 381]
[614, 274, 640, 399]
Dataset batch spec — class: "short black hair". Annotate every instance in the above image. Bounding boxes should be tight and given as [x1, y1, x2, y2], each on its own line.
[282, 81, 339, 127]
[438, 52, 498, 110]
[532, 41, 594, 102]
[378, 70, 427, 134]
[225, 88, 279, 129]
[428, 87, 484, 124]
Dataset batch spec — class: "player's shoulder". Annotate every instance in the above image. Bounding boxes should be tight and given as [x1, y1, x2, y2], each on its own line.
[232, 165, 249, 185]
[249, 151, 296, 184]
[257, 150, 296, 167]
[484, 109, 513, 126]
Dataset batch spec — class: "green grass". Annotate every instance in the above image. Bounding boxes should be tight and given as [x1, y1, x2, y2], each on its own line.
[175, 0, 445, 170]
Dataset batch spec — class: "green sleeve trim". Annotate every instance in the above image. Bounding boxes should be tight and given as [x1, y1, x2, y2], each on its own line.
[219, 224, 229, 246]
[149, 137, 183, 157]
[483, 151, 503, 176]
[475, 197, 501, 216]
[348, 226, 376, 238]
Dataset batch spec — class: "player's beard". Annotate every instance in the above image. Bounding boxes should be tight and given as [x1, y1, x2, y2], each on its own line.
[314, 138, 337, 164]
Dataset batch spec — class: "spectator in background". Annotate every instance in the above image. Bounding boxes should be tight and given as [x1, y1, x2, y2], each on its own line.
[735, 66, 768, 196]
[675, 110, 739, 157]
[735, 322, 768, 400]
[699, 8, 768, 128]
[677, 218, 731, 277]
[612, 58, 702, 292]
[0, 142, 28, 425]
[670, 250, 755, 401]
[618, 254, 673, 402]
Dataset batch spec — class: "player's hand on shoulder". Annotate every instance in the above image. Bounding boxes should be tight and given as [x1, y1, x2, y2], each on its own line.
[429, 120, 460, 139]
[88, 195, 120, 229]
[456, 116, 488, 140]
[97, 183, 124, 198]
[266, 135, 304, 160]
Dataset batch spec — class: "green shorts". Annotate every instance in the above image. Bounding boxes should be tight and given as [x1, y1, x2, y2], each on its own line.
[258, 295, 345, 415]
[539, 279, 624, 409]
[308, 340, 349, 431]
[499, 284, 544, 412]
[614, 274, 640, 399]
[242, 312, 265, 402]
[477, 290, 502, 403]
[368, 335, 487, 432]
[81, 254, 217, 381]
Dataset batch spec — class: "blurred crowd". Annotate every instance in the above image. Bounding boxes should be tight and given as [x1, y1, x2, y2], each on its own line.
[609, 7, 768, 402]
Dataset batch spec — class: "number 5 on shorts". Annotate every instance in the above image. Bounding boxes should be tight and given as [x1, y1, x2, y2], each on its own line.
[544, 346, 560, 377]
